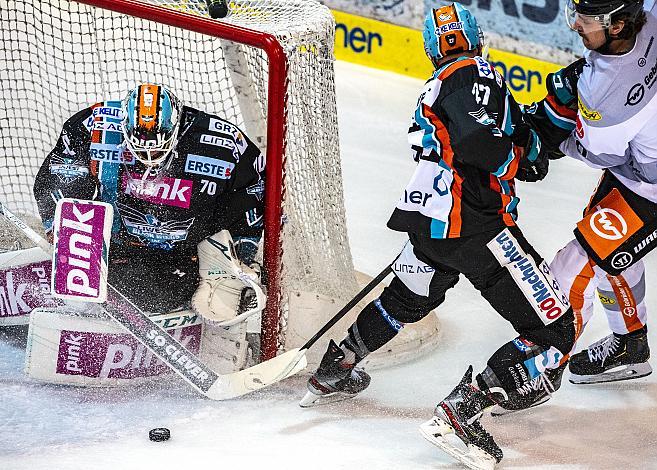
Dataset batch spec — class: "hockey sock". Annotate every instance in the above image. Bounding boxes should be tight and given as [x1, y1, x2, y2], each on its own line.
[475, 337, 555, 401]
[343, 298, 404, 359]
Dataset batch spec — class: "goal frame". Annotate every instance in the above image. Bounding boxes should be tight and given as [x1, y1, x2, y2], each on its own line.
[73, 0, 287, 360]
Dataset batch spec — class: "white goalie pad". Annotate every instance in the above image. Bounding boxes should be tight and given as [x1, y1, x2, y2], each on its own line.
[25, 307, 204, 386]
[193, 230, 266, 326]
[0, 247, 59, 326]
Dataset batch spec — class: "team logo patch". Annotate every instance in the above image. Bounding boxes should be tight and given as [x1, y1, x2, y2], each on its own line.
[117, 202, 194, 251]
[185, 154, 234, 179]
[49, 155, 89, 184]
[487, 228, 569, 325]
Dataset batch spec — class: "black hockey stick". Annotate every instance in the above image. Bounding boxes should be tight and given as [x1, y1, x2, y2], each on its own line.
[0, 201, 307, 399]
[272, 263, 394, 381]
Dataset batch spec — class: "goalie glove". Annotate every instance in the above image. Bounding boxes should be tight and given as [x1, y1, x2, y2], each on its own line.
[192, 230, 266, 326]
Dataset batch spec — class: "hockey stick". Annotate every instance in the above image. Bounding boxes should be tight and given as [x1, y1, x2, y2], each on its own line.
[0, 201, 307, 399]
[271, 263, 394, 381]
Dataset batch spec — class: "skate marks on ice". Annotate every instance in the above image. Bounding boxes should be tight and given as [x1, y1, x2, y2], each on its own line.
[490, 384, 657, 470]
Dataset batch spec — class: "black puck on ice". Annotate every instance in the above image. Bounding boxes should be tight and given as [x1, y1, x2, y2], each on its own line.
[149, 428, 171, 442]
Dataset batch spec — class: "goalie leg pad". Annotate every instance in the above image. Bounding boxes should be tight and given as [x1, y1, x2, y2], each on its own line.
[25, 307, 203, 386]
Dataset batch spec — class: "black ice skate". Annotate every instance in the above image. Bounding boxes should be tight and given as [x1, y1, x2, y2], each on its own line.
[569, 328, 652, 384]
[491, 363, 566, 416]
[419, 366, 502, 470]
[299, 340, 371, 408]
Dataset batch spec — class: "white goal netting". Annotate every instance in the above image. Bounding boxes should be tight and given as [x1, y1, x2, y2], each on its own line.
[0, 0, 358, 355]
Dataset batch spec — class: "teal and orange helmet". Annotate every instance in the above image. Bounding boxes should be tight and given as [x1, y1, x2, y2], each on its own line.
[423, 3, 484, 67]
[121, 84, 182, 167]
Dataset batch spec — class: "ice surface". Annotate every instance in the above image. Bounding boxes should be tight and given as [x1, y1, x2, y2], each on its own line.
[1, 61, 656, 470]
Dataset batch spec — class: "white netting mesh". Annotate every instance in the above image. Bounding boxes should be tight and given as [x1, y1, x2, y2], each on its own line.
[0, 0, 358, 353]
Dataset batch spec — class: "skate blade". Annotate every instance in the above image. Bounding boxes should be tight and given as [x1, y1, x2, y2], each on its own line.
[569, 362, 652, 384]
[419, 417, 497, 470]
[490, 395, 551, 417]
[299, 389, 357, 408]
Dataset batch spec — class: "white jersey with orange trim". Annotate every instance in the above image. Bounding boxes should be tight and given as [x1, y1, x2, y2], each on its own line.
[560, 1, 657, 203]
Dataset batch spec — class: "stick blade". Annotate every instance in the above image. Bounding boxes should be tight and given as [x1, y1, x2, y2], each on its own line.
[207, 348, 307, 400]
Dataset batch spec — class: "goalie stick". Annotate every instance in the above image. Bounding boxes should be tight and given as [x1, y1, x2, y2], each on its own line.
[0, 201, 306, 399]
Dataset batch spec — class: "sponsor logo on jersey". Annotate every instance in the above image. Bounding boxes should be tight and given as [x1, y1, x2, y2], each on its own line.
[92, 106, 123, 119]
[577, 97, 601, 121]
[90, 144, 135, 165]
[199, 133, 245, 160]
[474, 56, 494, 79]
[487, 229, 569, 325]
[575, 115, 584, 139]
[512, 337, 536, 352]
[634, 228, 657, 254]
[589, 207, 628, 241]
[577, 190, 643, 265]
[611, 251, 634, 270]
[403, 189, 433, 206]
[185, 154, 234, 179]
[117, 202, 194, 250]
[639, 37, 654, 67]
[122, 173, 193, 209]
[597, 293, 616, 305]
[92, 121, 123, 132]
[608, 275, 638, 318]
[625, 83, 645, 106]
[643, 51, 657, 89]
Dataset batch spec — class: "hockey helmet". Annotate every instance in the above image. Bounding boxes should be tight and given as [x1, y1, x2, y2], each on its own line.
[121, 84, 182, 167]
[423, 3, 484, 68]
[565, 0, 644, 32]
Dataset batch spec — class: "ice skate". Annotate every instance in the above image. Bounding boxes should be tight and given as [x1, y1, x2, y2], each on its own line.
[569, 329, 651, 384]
[419, 366, 502, 470]
[491, 363, 566, 416]
[299, 340, 371, 408]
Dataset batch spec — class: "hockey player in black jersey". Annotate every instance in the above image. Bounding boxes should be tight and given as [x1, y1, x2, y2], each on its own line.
[34, 83, 265, 326]
[300, 4, 576, 469]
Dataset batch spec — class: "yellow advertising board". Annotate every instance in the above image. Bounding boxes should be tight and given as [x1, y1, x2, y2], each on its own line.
[332, 10, 562, 104]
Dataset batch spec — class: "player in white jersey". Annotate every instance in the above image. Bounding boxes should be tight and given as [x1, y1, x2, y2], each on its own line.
[520, 0, 656, 388]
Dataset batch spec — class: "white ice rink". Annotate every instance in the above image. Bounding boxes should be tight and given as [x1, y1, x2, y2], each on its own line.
[1, 61, 656, 470]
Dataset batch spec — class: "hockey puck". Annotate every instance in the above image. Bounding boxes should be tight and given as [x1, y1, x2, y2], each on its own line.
[207, 0, 229, 19]
[149, 428, 171, 442]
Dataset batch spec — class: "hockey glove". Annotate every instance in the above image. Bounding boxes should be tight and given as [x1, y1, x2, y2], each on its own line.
[515, 129, 549, 182]
[546, 57, 587, 110]
[192, 230, 266, 326]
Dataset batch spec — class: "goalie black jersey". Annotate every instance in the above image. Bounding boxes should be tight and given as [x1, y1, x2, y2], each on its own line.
[387, 56, 529, 239]
[34, 101, 265, 261]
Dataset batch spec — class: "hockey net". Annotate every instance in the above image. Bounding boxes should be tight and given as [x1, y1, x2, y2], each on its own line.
[1, 0, 440, 366]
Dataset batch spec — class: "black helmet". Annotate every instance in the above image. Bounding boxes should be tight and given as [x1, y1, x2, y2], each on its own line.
[566, 0, 643, 31]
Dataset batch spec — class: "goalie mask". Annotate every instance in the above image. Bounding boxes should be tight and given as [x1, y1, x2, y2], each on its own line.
[121, 84, 182, 167]
[423, 3, 484, 68]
